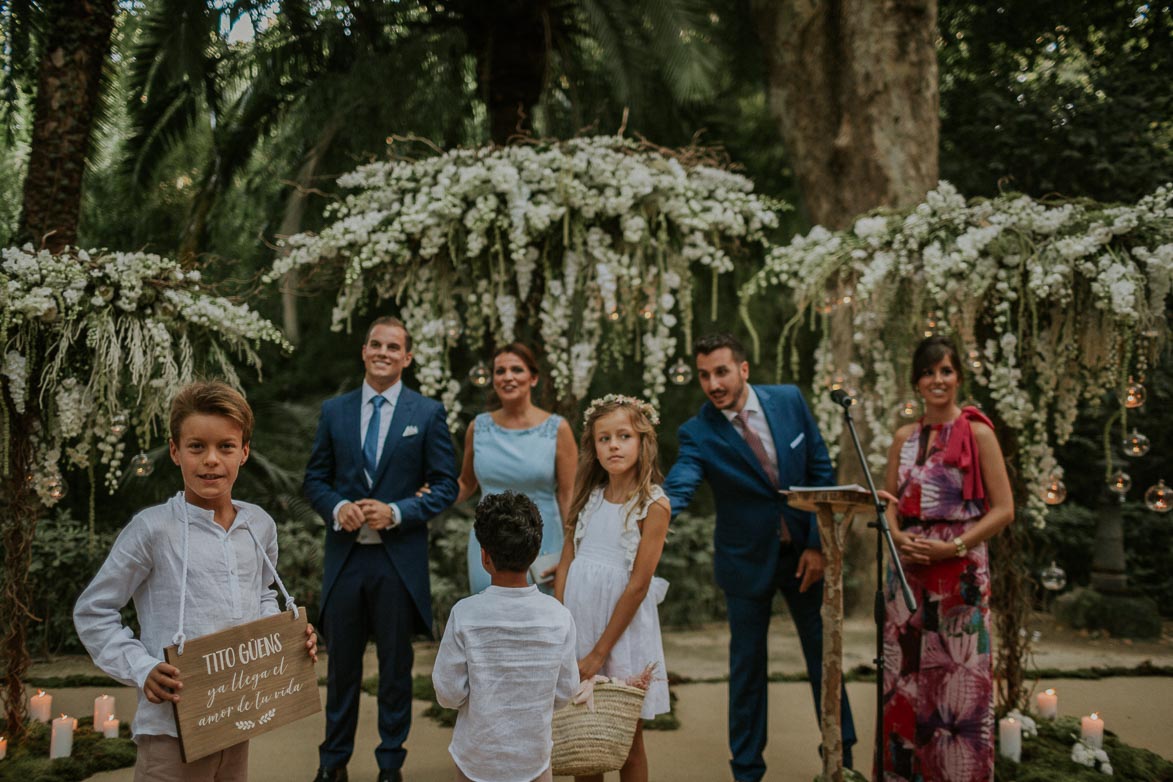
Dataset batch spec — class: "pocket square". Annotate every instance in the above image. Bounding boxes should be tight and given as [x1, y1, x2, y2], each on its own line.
[789, 432, 805, 449]
[403, 425, 419, 437]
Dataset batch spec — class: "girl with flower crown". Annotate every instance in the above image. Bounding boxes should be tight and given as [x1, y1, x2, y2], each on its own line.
[554, 394, 671, 782]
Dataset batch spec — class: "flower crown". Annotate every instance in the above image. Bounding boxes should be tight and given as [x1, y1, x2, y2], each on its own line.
[582, 394, 660, 427]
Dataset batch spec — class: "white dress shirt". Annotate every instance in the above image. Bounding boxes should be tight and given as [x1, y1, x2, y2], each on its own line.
[333, 380, 403, 542]
[433, 585, 579, 782]
[73, 493, 280, 739]
[723, 385, 779, 472]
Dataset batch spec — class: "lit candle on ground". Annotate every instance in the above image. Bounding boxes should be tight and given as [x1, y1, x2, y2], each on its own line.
[0, 735, 7, 761]
[1081, 712, 1104, 749]
[102, 717, 120, 739]
[1036, 688, 1058, 719]
[29, 690, 52, 722]
[93, 694, 115, 728]
[998, 716, 1022, 762]
[49, 714, 74, 759]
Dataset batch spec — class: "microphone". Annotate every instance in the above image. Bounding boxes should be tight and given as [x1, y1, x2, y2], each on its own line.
[830, 388, 854, 408]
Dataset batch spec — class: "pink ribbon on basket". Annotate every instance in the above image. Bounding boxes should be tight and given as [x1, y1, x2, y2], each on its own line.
[572, 675, 612, 712]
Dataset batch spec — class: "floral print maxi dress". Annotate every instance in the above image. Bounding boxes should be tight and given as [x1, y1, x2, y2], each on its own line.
[881, 418, 993, 782]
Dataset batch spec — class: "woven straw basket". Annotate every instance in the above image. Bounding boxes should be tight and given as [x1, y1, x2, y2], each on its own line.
[551, 682, 647, 776]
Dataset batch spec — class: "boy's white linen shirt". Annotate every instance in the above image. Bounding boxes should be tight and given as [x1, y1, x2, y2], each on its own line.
[433, 585, 579, 782]
[73, 493, 281, 739]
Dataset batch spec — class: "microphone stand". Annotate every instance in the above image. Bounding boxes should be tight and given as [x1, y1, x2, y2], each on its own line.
[832, 391, 915, 778]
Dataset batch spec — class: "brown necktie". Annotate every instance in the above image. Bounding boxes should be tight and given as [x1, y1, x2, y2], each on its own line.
[733, 409, 792, 543]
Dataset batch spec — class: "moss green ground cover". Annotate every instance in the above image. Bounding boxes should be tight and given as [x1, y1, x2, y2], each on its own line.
[0, 718, 136, 782]
[993, 715, 1173, 781]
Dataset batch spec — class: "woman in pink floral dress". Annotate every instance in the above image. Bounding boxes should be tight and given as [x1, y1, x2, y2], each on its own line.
[879, 336, 1015, 782]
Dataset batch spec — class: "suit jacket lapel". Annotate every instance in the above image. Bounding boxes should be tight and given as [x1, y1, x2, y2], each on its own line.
[371, 388, 416, 487]
[756, 386, 792, 476]
[703, 402, 774, 489]
[343, 389, 363, 465]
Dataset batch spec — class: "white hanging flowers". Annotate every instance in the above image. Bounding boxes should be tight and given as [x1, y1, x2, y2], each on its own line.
[266, 136, 782, 415]
[740, 183, 1173, 528]
[1, 245, 291, 506]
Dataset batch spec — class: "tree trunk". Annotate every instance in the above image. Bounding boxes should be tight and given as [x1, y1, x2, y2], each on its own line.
[17, 0, 117, 251]
[753, 0, 941, 641]
[277, 120, 342, 344]
[467, 1, 549, 145]
[1091, 492, 1128, 594]
[751, 0, 939, 229]
[1, 410, 43, 743]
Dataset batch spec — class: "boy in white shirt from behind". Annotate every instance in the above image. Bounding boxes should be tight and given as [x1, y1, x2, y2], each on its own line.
[433, 491, 579, 782]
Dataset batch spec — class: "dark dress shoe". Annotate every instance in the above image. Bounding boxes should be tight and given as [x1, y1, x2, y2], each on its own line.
[376, 771, 403, 782]
[312, 768, 347, 782]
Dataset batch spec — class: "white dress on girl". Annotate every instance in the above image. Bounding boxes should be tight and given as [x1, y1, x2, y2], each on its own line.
[564, 485, 670, 719]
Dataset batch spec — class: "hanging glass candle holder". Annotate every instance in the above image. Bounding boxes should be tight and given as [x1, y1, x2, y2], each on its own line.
[1042, 474, 1067, 505]
[668, 359, 693, 386]
[898, 399, 919, 420]
[1124, 378, 1146, 409]
[130, 453, 154, 478]
[606, 305, 622, 322]
[444, 317, 462, 341]
[1144, 480, 1171, 513]
[47, 480, 68, 502]
[638, 302, 655, 321]
[829, 374, 847, 391]
[1040, 561, 1067, 591]
[467, 361, 491, 388]
[923, 311, 939, 337]
[1108, 470, 1132, 495]
[967, 350, 983, 372]
[110, 412, 129, 437]
[1122, 429, 1151, 457]
[815, 295, 836, 315]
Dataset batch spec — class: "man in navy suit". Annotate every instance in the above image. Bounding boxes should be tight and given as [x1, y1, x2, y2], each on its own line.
[305, 316, 458, 782]
[663, 332, 855, 781]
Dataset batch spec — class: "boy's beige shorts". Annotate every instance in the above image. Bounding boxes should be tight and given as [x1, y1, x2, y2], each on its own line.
[134, 735, 248, 782]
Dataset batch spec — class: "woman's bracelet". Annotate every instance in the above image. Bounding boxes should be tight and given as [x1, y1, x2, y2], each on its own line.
[952, 536, 968, 557]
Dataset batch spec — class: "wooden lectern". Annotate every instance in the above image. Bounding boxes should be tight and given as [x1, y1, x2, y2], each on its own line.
[786, 489, 874, 782]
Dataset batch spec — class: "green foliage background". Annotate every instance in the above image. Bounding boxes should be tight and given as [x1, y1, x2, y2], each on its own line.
[3, 0, 1171, 655]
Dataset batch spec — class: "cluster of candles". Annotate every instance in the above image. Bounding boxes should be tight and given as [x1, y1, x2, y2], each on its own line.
[16, 691, 121, 760]
[998, 688, 1106, 763]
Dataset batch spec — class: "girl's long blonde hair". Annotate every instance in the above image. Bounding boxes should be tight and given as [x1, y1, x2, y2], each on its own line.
[566, 398, 663, 531]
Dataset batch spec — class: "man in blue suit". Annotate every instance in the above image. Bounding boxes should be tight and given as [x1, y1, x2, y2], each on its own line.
[305, 316, 458, 782]
[663, 332, 855, 781]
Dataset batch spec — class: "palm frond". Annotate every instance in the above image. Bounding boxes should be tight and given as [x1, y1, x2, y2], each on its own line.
[640, 0, 721, 102]
[124, 0, 223, 185]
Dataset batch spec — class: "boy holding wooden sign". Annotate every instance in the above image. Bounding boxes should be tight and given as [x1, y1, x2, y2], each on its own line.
[75, 381, 318, 781]
[432, 491, 579, 782]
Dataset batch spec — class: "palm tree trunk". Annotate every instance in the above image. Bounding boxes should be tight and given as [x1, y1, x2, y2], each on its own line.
[1, 409, 43, 744]
[17, 0, 117, 251]
[278, 120, 342, 343]
[467, 1, 549, 144]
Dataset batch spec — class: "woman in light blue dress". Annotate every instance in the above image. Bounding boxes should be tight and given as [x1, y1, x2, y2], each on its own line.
[457, 343, 577, 594]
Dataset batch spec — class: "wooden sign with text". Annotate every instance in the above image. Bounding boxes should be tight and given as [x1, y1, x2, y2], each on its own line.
[164, 609, 320, 762]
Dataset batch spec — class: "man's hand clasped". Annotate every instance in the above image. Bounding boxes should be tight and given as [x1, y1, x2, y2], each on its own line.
[340, 499, 395, 531]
